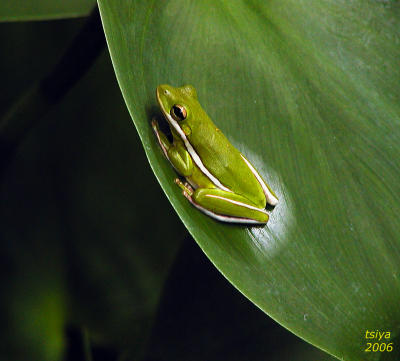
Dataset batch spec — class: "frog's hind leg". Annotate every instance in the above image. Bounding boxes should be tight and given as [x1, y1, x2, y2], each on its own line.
[240, 154, 279, 206]
[183, 188, 269, 224]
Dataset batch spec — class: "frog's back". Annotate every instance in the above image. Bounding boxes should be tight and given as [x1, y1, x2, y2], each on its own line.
[189, 120, 266, 208]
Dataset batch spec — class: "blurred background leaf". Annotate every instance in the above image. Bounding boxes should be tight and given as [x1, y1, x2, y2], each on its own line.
[98, 1, 400, 360]
[0, 0, 96, 22]
[0, 18, 184, 360]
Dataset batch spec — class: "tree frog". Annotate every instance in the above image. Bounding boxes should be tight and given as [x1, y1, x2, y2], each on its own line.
[152, 84, 278, 224]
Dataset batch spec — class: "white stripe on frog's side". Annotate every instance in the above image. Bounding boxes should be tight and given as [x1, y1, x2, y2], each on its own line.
[162, 112, 232, 192]
[240, 154, 279, 206]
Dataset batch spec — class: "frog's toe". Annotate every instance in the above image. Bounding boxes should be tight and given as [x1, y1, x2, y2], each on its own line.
[151, 118, 158, 129]
[184, 182, 194, 192]
[182, 190, 192, 201]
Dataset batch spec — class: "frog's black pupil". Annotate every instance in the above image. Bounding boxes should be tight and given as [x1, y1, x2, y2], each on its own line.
[173, 106, 185, 120]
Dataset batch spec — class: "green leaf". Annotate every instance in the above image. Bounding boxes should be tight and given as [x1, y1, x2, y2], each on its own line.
[98, 1, 400, 360]
[0, 0, 95, 22]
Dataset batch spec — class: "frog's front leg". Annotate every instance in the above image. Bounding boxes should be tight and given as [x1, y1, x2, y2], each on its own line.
[152, 119, 193, 177]
[175, 178, 194, 196]
[182, 187, 269, 224]
[152, 119, 170, 160]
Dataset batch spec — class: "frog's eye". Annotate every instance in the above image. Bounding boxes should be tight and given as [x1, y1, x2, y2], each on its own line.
[170, 104, 187, 121]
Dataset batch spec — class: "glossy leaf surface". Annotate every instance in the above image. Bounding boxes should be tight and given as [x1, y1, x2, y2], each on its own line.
[98, 1, 400, 360]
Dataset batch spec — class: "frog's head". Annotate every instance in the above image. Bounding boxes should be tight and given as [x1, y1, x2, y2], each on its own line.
[156, 84, 200, 138]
